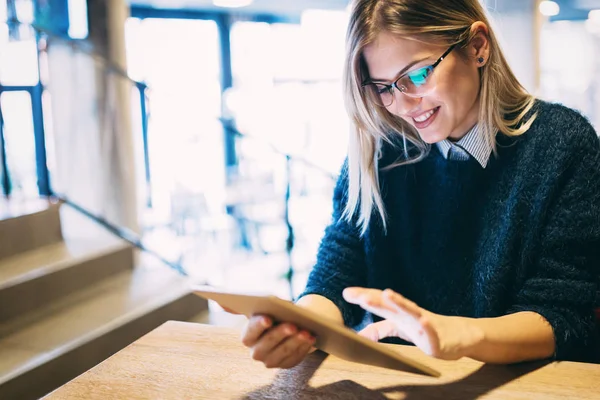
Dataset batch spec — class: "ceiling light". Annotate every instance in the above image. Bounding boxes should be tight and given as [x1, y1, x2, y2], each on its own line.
[586, 10, 600, 35]
[212, 0, 253, 8]
[539, 1, 560, 17]
[589, 9, 600, 22]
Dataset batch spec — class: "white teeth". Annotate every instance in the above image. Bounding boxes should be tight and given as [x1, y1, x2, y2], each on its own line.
[414, 109, 436, 123]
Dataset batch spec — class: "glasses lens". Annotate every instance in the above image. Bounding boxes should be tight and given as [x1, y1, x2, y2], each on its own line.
[365, 83, 393, 107]
[398, 66, 436, 97]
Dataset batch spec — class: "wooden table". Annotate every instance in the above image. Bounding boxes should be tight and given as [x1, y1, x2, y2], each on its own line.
[46, 321, 600, 399]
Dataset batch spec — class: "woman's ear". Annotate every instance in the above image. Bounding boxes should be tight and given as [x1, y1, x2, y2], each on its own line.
[469, 21, 490, 67]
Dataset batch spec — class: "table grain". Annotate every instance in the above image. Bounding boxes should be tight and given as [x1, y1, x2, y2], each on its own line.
[46, 321, 600, 399]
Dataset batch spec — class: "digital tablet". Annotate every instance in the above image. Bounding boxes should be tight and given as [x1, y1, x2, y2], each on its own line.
[192, 286, 440, 377]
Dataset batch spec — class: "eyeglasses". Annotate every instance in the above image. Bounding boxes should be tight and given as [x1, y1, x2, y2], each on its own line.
[362, 44, 456, 107]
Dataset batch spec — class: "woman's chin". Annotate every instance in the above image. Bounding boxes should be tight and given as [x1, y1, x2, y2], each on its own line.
[418, 130, 448, 144]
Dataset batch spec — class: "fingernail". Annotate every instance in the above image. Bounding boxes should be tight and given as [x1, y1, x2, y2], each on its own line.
[261, 318, 270, 328]
[284, 325, 296, 335]
[299, 331, 311, 341]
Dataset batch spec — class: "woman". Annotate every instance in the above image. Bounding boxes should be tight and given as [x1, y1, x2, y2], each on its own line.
[240, 0, 600, 368]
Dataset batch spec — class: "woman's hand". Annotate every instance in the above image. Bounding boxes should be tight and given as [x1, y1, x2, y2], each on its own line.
[343, 287, 484, 360]
[240, 315, 317, 369]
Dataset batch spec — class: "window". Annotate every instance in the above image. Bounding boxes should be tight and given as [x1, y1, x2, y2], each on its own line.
[0, 0, 43, 198]
[539, 20, 598, 128]
[0, 91, 38, 198]
[228, 12, 349, 282]
[67, 0, 89, 39]
[0, 22, 39, 85]
[229, 12, 349, 174]
[125, 18, 224, 224]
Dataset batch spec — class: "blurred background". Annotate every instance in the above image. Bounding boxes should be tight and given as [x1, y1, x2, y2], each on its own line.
[0, 1, 599, 397]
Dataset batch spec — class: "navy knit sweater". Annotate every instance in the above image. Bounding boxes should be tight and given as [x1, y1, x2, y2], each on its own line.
[299, 101, 600, 363]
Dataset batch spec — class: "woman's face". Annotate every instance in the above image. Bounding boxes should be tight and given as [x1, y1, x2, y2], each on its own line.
[362, 30, 486, 143]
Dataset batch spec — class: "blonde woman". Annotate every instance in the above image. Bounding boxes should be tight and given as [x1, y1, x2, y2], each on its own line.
[240, 0, 600, 367]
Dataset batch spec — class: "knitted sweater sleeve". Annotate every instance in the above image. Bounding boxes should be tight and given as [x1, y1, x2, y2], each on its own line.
[507, 117, 600, 362]
[297, 162, 367, 328]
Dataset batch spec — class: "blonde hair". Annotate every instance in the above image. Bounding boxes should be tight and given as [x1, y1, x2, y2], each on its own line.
[342, 0, 537, 235]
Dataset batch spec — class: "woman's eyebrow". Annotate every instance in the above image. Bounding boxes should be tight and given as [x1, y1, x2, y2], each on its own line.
[369, 56, 429, 83]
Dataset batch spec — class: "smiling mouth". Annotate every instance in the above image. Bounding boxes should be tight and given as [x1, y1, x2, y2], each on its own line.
[412, 107, 440, 128]
[413, 108, 437, 122]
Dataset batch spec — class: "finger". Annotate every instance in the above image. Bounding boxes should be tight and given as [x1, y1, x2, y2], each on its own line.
[383, 289, 423, 318]
[343, 288, 398, 314]
[251, 323, 298, 362]
[343, 287, 383, 304]
[358, 319, 400, 342]
[344, 288, 423, 315]
[265, 331, 315, 369]
[349, 288, 422, 320]
[241, 315, 272, 347]
[344, 288, 422, 327]
[357, 300, 402, 322]
[418, 316, 439, 357]
[278, 339, 315, 369]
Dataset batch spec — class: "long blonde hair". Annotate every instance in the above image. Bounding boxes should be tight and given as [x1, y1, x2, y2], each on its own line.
[342, 0, 537, 235]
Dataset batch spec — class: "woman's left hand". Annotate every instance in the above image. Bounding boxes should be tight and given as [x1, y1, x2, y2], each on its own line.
[343, 287, 484, 360]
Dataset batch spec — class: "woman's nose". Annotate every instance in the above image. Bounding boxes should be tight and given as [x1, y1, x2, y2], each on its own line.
[387, 93, 422, 116]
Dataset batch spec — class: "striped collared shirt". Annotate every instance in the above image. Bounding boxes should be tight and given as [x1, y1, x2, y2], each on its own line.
[435, 125, 492, 168]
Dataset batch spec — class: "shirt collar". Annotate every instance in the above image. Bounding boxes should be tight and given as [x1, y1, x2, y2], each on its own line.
[435, 124, 493, 168]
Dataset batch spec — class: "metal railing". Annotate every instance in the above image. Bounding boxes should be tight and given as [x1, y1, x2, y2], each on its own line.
[0, 19, 152, 205]
[1, 18, 340, 297]
[221, 119, 337, 297]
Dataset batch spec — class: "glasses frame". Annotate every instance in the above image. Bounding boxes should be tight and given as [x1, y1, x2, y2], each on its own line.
[362, 44, 457, 106]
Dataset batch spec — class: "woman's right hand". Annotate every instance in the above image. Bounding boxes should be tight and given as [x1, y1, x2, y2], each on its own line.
[241, 314, 316, 369]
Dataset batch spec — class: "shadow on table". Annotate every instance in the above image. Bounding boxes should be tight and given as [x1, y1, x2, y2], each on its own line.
[241, 352, 548, 400]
